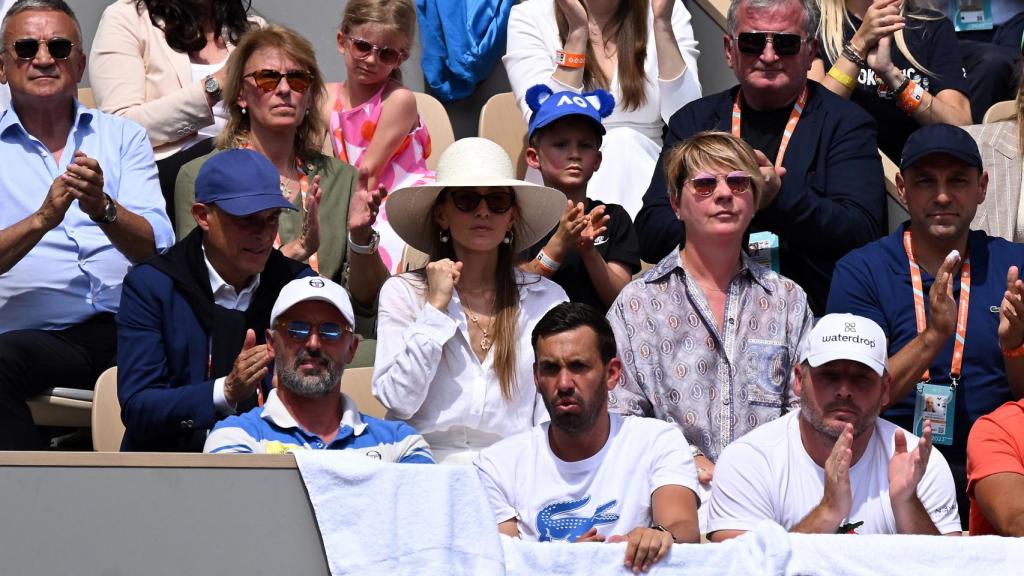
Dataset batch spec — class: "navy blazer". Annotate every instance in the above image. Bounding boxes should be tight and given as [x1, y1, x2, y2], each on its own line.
[116, 261, 314, 451]
[634, 81, 886, 313]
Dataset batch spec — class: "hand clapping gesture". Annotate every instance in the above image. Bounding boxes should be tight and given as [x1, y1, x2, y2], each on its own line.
[888, 421, 933, 505]
[998, 265, 1024, 351]
[851, 0, 905, 53]
[578, 203, 609, 252]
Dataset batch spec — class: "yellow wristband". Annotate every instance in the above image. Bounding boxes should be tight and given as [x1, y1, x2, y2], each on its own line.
[827, 65, 857, 91]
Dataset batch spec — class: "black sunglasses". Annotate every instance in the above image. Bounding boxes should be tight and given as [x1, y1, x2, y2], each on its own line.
[735, 32, 804, 56]
[275, 320, 351, 342]
[244, 69, 314, 93]
[346, 36, 407, 67]
[448, 189, 515, 214]
[8, 37, 75, 60]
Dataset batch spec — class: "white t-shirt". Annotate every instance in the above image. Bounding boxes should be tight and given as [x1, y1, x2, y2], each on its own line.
[474, 413, 699, 541]
[708, 410, 961, 535]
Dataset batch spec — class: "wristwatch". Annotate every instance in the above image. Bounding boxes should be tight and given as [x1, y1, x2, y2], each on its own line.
[203, 74, 221, 99]
[348, 230, 380, 255]
[91, 193, 118, 225]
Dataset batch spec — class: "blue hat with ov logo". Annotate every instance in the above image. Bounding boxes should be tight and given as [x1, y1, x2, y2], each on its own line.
[525, 84, 615, 139]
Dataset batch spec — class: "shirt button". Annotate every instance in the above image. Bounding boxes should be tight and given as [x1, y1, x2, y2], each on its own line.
[180, 420, 194, 429]
[314, 441, 324, 448]
[728, 317, 735, 325]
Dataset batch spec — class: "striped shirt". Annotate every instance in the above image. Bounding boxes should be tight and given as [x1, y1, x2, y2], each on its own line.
[205, 389, 434, 463]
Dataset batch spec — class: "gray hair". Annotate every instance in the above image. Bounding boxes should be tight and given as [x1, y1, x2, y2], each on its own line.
[1, 0, 82, 48]
[726, 0, 820, 38]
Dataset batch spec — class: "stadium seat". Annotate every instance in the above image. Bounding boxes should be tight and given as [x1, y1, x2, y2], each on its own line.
[983, 100, 1016, 124]
[478, 92, 528, 179]
[91, 367, 124, 452]
[340, 366, 386, 419]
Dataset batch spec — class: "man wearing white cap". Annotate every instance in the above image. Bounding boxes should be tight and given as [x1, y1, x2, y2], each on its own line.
[707, 314, 961, 539]
[204, 277, 433, 462]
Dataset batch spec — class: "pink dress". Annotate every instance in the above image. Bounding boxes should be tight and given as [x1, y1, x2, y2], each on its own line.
[330, 80, 434, 273]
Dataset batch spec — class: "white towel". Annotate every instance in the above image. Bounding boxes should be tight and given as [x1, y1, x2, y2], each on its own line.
[294, 451, 506, 576]
[785, 532, 1024, 576]
[501, 521, 792, 575]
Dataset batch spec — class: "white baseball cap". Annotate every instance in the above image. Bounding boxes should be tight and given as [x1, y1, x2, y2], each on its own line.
[801, 314, 888, 376]
[270, 277, 355, 328]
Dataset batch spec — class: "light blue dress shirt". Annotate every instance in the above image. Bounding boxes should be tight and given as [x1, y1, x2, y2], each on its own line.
[0, 101, 174, 333]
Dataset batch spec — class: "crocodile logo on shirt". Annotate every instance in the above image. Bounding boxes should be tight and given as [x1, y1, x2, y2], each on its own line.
[536, 495, 619, 542]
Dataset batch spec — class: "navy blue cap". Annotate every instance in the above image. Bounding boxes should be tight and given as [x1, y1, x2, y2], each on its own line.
[525, 84, 614, 140]
[195, 149, 297, 216]
[900, 124, 982, 171]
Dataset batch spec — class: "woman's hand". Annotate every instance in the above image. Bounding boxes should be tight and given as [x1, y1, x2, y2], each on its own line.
[556, 0, 589, 33]
[851, 0, 904, 52]
[348, 168, 386, 245]
[426, 258, 463, 312]
[867, 35, 900, 84]
[294, 175, 322, 261]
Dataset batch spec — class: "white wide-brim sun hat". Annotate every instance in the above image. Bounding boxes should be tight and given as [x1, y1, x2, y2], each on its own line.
[386, 137, 566, 254]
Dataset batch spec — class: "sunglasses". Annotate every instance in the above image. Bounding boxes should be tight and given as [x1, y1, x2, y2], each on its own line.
[243, 69, 314, 93]
[275, 320, 351, 342]
[687, 171, 753, 197]
[735, 32, 804, 56]
[448, 189, 515, 214]
[8, 37, 75, 60]
[346, 36, 407, 67]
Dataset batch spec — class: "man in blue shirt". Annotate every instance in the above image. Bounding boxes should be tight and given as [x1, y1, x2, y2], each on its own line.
[205, 277, 433, 463]
[827, 123, 1024, 529]
[0, 0, 173, 449]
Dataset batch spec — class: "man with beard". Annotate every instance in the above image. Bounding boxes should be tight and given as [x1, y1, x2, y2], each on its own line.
[474, 303, 699, 573]
[707, 314, 961, 539]
[204, 276, 433, 462]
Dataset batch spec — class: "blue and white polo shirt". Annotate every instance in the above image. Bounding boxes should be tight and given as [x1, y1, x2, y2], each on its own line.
[204, 389, 434, 463]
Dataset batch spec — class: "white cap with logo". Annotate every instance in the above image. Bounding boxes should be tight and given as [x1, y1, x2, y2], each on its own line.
[270, 277, 355, 328]
[801, 313, 888, 376]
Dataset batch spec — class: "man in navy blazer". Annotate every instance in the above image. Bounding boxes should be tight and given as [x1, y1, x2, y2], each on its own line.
[116, 150, 313, 451]
[634, 0, 886, 314]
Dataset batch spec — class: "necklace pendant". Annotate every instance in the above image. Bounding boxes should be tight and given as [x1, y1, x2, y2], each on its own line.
[480, 337, 491, 352]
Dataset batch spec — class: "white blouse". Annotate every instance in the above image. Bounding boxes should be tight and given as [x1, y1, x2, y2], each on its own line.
[372, 271, 568, 458]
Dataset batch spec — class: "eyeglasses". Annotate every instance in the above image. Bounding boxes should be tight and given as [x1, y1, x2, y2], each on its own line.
[243, 69, 314, 93]
[734, 32, 804, 56]
[345, 36, 407, 67]
[448, 189, 515, 214]
[274, 320, 351, 342]
[687, 171, 753, 197]
[7, 37, 75, 60]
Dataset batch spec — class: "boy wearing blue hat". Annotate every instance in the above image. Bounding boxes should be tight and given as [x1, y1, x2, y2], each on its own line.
[116, 149, 316, 451]
[827, 123, 1024, 529]
[522, 85, 640, 311]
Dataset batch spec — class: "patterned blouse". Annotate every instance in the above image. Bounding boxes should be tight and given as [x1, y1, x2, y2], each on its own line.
[607, 250, 813, 462]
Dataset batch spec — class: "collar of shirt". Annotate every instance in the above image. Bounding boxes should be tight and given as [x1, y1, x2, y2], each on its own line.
[641, 247, 774, 293]
[884, 222, 991, 279]
[0, 99, 94, 149]
[202, 245, 260, 310]
[260, 388, 369, 440]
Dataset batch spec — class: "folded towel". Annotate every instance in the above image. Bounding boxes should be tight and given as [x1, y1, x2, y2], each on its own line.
[294, 451, 505, 576]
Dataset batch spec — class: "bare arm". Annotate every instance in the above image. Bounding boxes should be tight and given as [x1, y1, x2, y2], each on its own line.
[651, 484, 699, 544]
[346, 182, 389, 307]
[651, 0, 685, 81]
[889, 423, 947, 535]
[498, 519, 520, 538]
[356, 86, 419, 193]
[791, 424, 854, 534]
[974, 473, 1024, 536]
[0, 211, 59, 275]
[550, 0, 588, 90]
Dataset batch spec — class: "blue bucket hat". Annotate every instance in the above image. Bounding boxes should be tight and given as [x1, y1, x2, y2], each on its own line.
[900, 124, 982, 172]
[526, 84, 615, 140]
[195, 149, 297, 216]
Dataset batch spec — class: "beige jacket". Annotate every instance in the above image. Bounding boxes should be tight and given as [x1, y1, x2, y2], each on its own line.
[88, 0, 263, 160]
[965, 121, 1023, 242]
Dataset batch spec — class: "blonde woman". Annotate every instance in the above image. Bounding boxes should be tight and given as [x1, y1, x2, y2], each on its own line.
[809, 0, 971, 161]
[373, 138, 568, 464]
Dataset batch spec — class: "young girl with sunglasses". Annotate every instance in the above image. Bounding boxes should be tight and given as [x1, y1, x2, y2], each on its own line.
[373, 138, 568, 464]
[809, 0, 971, 162]
[325, 0, 433, 273]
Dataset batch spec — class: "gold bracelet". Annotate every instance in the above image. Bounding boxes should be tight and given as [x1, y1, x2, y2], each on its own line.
[827, 65, 857, 91]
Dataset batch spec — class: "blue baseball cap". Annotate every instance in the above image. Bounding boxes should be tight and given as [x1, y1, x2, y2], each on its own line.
[195, 149, 297, 216]
[525, 84, 614, 140]
[900, 123, 982, 171]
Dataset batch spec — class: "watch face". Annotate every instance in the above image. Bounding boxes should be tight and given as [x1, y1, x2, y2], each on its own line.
[205, 77, 220, 94]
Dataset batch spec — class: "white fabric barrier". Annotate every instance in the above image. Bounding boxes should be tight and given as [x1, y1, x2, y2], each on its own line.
[296, 452, 1024, 576]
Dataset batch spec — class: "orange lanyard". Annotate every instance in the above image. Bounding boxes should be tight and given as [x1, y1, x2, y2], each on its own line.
[731, 86, 808, 169]
[902, 230, 969, 384]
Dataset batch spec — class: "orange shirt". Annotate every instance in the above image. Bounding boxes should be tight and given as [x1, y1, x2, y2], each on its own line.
[966, 400, 1024, 535]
